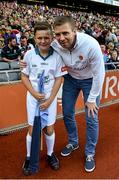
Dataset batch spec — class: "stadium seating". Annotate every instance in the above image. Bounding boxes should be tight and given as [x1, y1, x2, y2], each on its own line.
[0, 61, 21, 83]
[0, 62, 10, 70]
[9, 61, 20, 69]
[0, 72, 8, 82]
[8, 71, 21, 81]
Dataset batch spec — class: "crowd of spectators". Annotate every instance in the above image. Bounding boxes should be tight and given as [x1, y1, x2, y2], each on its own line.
[0, 1, 119, 73]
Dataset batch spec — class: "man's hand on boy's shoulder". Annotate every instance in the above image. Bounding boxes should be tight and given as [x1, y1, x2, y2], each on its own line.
[20, 60, 27, 69]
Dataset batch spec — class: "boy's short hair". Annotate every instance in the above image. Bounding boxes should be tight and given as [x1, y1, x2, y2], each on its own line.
[53, 16, 75, 30]
[34, 21, 53, 35]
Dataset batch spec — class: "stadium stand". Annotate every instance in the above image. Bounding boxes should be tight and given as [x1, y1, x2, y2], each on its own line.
[0, 69, 21, 83]
[8, 70, 21, 81]
[9, 61, 20, 69]
[0, 61, 10, 70]
[0, 0, 119, 83]
[0, 72, 8, 82]
[0, 60, 20, 83]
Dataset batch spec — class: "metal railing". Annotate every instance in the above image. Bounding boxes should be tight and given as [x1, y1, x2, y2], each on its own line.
[0, 69, 21, 85]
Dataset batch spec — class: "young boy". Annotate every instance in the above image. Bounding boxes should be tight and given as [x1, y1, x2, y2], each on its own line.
[21, 21, 67, 175]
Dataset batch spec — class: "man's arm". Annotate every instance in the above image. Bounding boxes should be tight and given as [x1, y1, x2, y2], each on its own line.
[20, 59, 27, 69]
[2, 57, 15, 62]
[86, 41, 105, 117]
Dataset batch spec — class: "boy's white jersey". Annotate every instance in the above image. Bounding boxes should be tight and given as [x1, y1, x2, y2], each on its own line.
[22, 48, 67, 98]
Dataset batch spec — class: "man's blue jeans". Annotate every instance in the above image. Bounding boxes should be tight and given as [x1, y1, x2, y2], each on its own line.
[62, 74, 100, 156]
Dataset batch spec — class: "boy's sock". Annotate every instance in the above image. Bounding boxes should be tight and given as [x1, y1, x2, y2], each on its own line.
[45, 132, 55, 156]
[26, 133, 32, 158]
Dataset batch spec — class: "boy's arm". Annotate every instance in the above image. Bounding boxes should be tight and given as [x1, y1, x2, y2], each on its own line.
[40, 76, 62, 110]
[21, 73, 45, 101]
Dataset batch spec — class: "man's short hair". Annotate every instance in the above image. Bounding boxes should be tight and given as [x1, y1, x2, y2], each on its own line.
[20, 35, 27, 40]
[53, 16, 75, 29]
[7, 37, 16, 43]
[34, 21, 53, 35]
